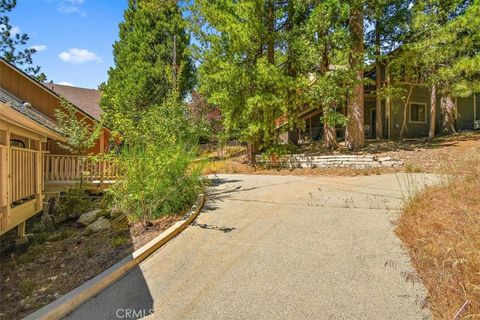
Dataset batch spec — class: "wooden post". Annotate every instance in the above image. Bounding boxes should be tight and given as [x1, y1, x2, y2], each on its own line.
[35, 140, 43, 212]
[474, 94, 477, 121]
[17, 221, 26, 238]
[99, 159, 105, 188]
[99, 131, 105, 154]
[0, 145, 8, 233]
[309, 116, 312, 139]
[6, 129, 11, 228]
[17, 220, 29, 246]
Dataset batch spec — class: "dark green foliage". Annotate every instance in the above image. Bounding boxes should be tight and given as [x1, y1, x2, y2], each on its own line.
[100, 0, 195, 137]
[101, 1, 204, 225]
[193, 0, 306, 160]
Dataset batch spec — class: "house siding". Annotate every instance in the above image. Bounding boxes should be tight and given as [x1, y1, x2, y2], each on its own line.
[457, 96, 475, 130]
[389, 86, 431, 138]
[476, 94, 480, 121]
[388, 86, 477, 138]
[0, 61, 109, 155]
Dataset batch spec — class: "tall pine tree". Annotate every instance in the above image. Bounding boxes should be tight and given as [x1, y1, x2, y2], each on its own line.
[345, 0, 365, 151]
[406, 0, 474, 136]
[100, 0, 195, 139]
[300, 0, 351, 150]
[194, 0, 294, 163]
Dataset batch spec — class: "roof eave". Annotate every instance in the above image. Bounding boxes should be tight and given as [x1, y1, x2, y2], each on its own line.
[0, 102, 67, 142]
[0, 58, 101, 124]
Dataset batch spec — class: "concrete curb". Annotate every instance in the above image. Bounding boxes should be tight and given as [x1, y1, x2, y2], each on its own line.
[24, 193, 206, 320]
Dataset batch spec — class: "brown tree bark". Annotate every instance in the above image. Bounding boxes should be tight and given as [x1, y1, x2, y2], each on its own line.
[246, 142, 257, 166]
[375, 20, 383, 139]
[441, 93, 456, 135]
[428, 84, 436, 140]
[399, 84, 415, 141]
[324, 120, 338, 150]
[320, 39, 338, 150]
[345, 6, 365, 151]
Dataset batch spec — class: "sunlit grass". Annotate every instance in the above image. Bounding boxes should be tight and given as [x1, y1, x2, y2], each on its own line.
[396, 147, 480, 319]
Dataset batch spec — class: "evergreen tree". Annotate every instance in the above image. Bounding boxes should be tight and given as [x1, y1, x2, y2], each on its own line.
[405, 0, 474, 136]
[436, 0, 480, 96]
[0, 0, 46, 81]
[430, 0, 480, 133]
[300, 0, 351, 150]
[100, 0, 195, 139]
[194, 0, 295, 163]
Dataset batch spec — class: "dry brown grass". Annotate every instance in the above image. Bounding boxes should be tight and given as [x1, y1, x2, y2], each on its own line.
[396, 147, 480, 319]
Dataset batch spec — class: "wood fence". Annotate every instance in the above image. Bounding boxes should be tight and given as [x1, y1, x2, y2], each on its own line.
[11, 147, 38, 203]
[44, 155, 120, 184]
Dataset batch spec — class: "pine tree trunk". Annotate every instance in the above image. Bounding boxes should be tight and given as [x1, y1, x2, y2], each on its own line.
[286, 0, 296, 78]
[428, 84, 436, 140]
[441, 93, 456, 135]
[324, 120, 338, 150]
[345, 6, 365, 151]
[399, 85, 415, 141]
[267, 0, 275, 64]
[247, 142, 257, 166]
[320, 38, 338, 150]
[375, 20, 383, 139]
[285, 0, 297, 132]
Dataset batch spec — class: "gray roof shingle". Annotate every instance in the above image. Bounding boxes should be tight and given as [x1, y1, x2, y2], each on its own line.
[0, 87, 62, 134]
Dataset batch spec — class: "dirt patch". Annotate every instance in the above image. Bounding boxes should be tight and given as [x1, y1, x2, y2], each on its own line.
[396, 145, 480, 319]
[203, 131, 480, 176]
[0, 214, 180, 320]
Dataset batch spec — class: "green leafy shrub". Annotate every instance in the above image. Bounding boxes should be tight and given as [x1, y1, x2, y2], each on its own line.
[107, 143, 204, 226]
[54, 188, 94, 220]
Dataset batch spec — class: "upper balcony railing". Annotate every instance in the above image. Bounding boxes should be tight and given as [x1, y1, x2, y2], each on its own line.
[44, 154, 120, 185]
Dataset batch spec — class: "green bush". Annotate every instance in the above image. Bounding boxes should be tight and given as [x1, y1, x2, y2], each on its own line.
[107, 142, 204, 226]
[54, 188, 94, 220]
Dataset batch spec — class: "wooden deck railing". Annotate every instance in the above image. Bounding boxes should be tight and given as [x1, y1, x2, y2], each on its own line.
[44, 154, 120, 184]
[364, 83, 376, 93]
[11, 147, 38, 203]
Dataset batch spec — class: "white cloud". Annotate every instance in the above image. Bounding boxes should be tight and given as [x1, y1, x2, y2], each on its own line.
[58, 48, 102, 64]
[58, 0, 86, 14]
[10, 26, 21, 35]
[57, 81, 74, 86]
[30, 45, 47, 52]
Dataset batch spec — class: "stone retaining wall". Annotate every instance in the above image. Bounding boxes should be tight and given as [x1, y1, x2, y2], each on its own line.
[255, 154, 404, 168]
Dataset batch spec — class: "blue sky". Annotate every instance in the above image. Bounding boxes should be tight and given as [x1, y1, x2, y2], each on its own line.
[8, 0, 127, 89]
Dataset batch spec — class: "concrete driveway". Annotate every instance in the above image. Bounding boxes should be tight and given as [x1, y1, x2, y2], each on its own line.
[67, 173, 437, 320]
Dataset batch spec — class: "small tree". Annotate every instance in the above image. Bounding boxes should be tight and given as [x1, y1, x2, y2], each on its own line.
[186, 91, 223, 144]
[54, 97, 101, 186]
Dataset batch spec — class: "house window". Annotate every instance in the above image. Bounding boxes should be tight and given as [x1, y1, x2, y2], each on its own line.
[409, 102, 427, 123]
